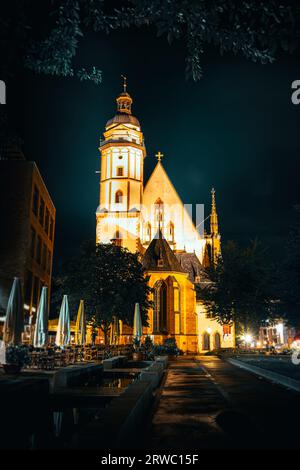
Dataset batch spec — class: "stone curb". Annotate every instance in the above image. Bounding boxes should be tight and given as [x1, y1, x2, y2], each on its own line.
[227, 357, 300, 393]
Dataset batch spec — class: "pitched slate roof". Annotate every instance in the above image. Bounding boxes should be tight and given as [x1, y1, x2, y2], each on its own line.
[175, 252, 212, 299]
[142, 231, 185, 273]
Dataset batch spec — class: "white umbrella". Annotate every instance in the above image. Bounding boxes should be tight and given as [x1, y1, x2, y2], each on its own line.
[75, 300, 86, 345]
[133, 303, 142, 343]
[33, 286, 49, 348]
[55, 295, 70, 347]
[3, 277, 24, 344]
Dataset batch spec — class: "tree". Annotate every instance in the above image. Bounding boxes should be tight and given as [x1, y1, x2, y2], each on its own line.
[1, 1, 300, 84]
[199, 239, 276, 334]
[2, 1, 300, 146]
[52, 240, 153, 344]
[277, 206, 300, 329]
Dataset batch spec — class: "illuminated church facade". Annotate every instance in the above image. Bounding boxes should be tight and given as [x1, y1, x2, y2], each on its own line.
[96, 83, 235, 353]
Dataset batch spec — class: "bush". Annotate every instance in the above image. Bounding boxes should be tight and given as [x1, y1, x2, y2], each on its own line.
[6, 344, 31, 367]
[152, 337, 180, 357]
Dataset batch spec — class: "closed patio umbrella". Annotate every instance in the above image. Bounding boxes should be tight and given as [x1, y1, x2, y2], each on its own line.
[133, 303, 142, 343]
[110, 316, 115, 345]
[75, 300, 86, 345]
[114, 317, 120, 345]
[33, 286, 49, 348]
[3, 277, 24, 344]
[55, 295, 70, 347]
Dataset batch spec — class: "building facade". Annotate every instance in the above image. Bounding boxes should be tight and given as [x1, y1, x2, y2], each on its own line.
[96, 85, 235, 353]
[0, 145, 55, 332]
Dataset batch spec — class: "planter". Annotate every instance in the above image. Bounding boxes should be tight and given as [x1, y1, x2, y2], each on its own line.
[2, 364, 22, 375]
[132, 352, 142, 361]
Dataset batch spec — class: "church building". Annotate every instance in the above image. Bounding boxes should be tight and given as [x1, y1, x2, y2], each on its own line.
[96, 81, 235, 353]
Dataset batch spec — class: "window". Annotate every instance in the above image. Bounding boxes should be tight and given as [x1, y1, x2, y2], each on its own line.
[117, 167, 124, 176]
[47, 249, 51, 274]
[168, 222, 174, 243]
[145, 223, 151, 242]
[115, 190, 123, 203]
[42, 244, 47, 270]
[173, 281, 181, 335]
[223, 324, 231, 335]
[25, 270, 33, 306]
[32, 186, 39, 215]
[203, 332, 210, 351]
[49, 217, 54, 241]
[112, 229, 122, 247]
[36, 236, 42, 264]
[214, 332, 221, 349]
[39, 198, 45, 226]
[30, 227, 36, 258]
[33, 276, 40, 308]
[153, 280, 168, 333]
[45, 208, 50, 235]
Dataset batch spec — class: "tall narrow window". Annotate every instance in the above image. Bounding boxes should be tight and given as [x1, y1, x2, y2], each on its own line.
[25, 270, 33, 306]
[153, 280, 168, 333]
[49, 217, 54, 241]
[117, 167, 124, 176]
[32, 186, 39, 216]
[154, 198, 164, 232]
[203, 333, 210, 351]
[30, 227, 36, 258]
[173, 280, 181, 334]
[45, 208, 50, 235]
[36, 236, 42, 264]
[145, 223, 151, 242]
[168, 222, 174, 243]
[112, 229, 122, 247]
[39, 198, 45, 226]
[47, 249, 51, 274]
[115, 190, 123, 203]
[42, 244, 47, 270]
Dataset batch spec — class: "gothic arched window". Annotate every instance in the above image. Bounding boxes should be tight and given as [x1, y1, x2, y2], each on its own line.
[168, 222, 174, 243]
[112, 229, 122, 247]
[153, 280, 168, 333]
[214, 332, 221, 349]
[145, 223, 151, 242]
[115, 190, 123, 203]
[173, 280, 181, 334]
[203, 332, 210, 351]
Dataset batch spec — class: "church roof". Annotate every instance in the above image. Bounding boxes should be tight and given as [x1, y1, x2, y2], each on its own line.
[142, 231, 185, 273]
[175, 252, 209, 284]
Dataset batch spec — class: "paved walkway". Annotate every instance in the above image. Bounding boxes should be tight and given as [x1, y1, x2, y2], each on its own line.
[147, 355, 300, 449]
[149, 356, 229, 449]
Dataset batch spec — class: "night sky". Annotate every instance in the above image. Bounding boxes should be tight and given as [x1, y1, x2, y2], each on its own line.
[8, 25, 300, 269]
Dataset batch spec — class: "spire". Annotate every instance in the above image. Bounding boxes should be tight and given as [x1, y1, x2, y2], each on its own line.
[210, 187, 219, 236]
[116, 75, 132, 114]
[121, 74, 127, 93]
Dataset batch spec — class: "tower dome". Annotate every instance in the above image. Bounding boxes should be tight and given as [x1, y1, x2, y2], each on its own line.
[105, 77, 140, 129]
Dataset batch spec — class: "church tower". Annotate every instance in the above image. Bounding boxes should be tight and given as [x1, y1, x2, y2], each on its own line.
[96, 78, 146, 252]
[206, 187, 221, 264]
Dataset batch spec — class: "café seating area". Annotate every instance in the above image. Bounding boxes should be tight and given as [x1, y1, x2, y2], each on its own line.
[26, 344, 133, 371]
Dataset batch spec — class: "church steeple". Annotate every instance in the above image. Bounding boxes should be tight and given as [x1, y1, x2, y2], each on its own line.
[116, 75, 132, 114]
[208, 187, 221, 264]
[210, 187, 219, 236]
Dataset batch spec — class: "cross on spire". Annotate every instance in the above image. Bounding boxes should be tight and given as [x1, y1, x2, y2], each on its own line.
[155, 151, 164, 163]
[121, 74, 127, 92]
